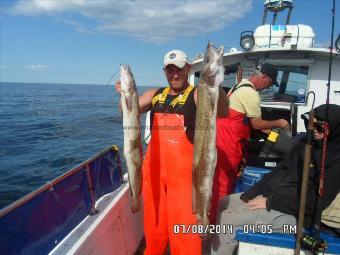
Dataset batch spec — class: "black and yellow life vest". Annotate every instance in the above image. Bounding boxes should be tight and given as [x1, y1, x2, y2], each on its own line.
[150, 85, 196, 143]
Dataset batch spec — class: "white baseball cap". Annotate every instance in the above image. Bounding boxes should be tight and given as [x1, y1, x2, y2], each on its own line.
[163, 50, 189, 68]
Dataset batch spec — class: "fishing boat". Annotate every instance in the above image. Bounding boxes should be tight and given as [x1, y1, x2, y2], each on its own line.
[1, 0, 340, 254]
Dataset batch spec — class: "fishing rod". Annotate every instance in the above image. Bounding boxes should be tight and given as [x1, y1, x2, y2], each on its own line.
[314, 0, 336, 237]
[325, 0, 336, 111]
[106, 67, 120, 86]
[294, 92, 315, 255]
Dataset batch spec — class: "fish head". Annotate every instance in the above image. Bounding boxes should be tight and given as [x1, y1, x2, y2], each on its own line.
[120, 64, 137, 93]
[200, 42, 224, 88]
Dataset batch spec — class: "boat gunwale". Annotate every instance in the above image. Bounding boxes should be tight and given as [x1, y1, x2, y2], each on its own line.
[0, 145, 121, 217]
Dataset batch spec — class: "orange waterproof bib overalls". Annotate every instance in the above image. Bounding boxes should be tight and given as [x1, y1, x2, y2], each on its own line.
[210, 84, 253, 224]
[142, 86, 201, 255]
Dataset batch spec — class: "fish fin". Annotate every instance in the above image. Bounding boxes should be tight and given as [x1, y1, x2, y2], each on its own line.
[124, 94, 133, 111]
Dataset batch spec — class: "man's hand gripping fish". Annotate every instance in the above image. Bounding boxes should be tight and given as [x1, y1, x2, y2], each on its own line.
[192, 43, 224, 236]
[120, 64, 143, 213]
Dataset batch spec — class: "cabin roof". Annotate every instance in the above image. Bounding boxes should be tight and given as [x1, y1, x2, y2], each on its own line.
[191, 47, 340, 67]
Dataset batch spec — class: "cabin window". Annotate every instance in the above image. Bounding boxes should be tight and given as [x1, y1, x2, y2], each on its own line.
[223, 64, 239, 89]
[194, 71, 200, 86]
[259, 66, 309, 104]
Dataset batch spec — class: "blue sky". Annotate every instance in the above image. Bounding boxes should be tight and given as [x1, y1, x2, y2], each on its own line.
[0, 0, 339, 86]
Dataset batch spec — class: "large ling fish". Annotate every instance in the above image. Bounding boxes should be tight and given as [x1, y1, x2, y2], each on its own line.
[120, 64, 143, 213]
[192, 42, 224, 231]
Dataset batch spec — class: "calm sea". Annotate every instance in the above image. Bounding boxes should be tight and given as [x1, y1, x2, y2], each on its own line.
[0, 82, 150, 209]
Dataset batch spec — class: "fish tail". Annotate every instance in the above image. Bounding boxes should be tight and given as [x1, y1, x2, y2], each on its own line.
[197, 215, 211, 240]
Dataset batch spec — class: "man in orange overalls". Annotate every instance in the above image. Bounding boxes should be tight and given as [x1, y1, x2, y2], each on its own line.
[210, 63, 291, 225]
[116, 49, 228, 254]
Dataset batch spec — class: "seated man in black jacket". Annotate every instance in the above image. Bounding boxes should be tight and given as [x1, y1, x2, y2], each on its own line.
[211, 104, 340, 255]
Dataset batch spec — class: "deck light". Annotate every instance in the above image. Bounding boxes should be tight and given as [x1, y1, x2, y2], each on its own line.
[240, 31, 255, 51]
[335, 34, 340, 52]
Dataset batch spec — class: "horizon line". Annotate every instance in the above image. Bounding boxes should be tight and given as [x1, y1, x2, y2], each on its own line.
[0, 81, 155, 86]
